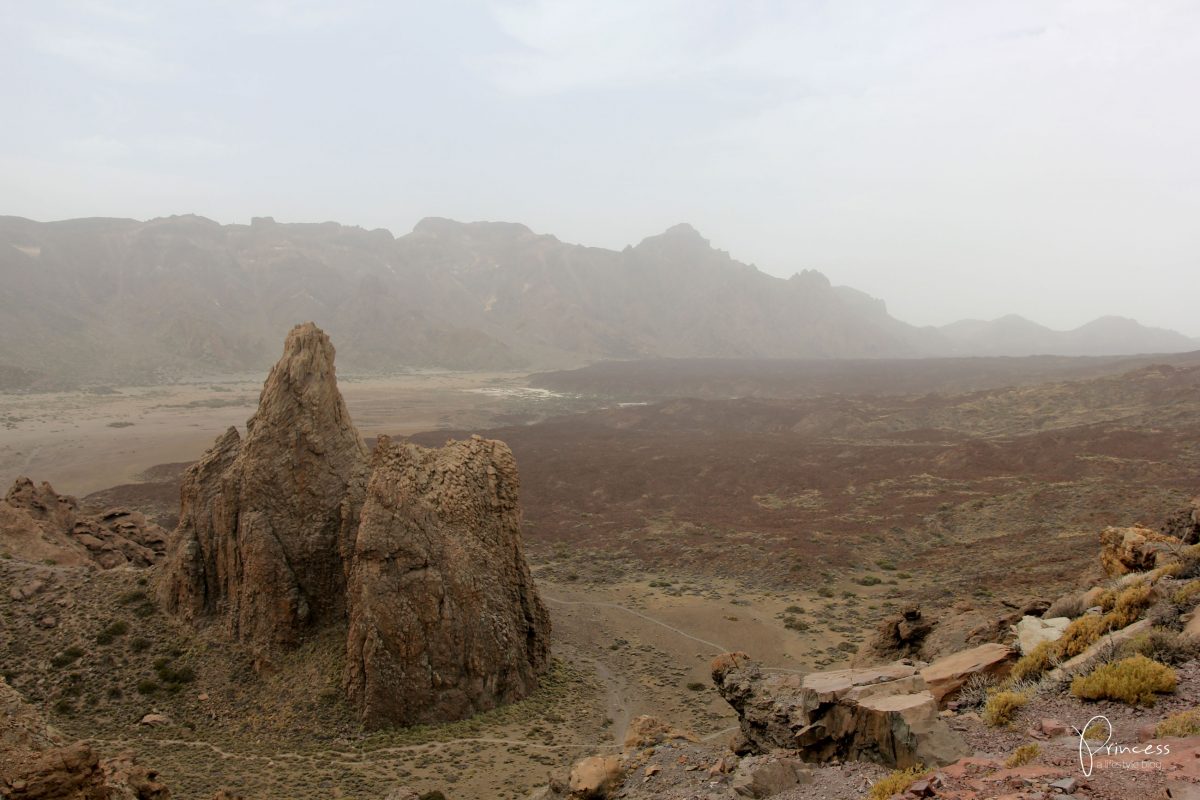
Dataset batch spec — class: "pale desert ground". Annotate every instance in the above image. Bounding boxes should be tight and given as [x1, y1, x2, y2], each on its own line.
[0, 374, 866, 799]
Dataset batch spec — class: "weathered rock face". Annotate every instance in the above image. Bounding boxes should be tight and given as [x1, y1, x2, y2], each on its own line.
[1163, 495, 1200, 545]
[159, 322, 550, 726]
[1013, 615, 1071, 654]
[711, 653, 967, 769]
[158, 322, 369, 647]
[855, 606, 932, 664]
[344, 435, 551, 728]
[919, 643, 1017, 708]
[1100, 525, 1182, 576]
[1, 478, 167, 569]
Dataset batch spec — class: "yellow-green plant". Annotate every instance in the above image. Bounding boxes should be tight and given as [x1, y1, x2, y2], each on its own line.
[1010, 641, 1056, 682]
[1155, 709, 1200, 739]
[1004, 743, 1040, 767]
[867, 764, 928, 800]
[1071, 654, 1177, 706]
[984, 690, 1029, 727]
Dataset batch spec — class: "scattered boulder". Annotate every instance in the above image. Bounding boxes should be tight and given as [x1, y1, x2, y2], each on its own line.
[138, 714, 171, 727]
[919, 643, 1017, 707]
[567, 755, 622, 799]
[712, 654, 967, 768]
[858, 607, 931, 663]
[729, 755, 812, 798]
[1013, 615, 1071, 654]
[1100, 525, 1182, 576]
[343, 435, 551, 728]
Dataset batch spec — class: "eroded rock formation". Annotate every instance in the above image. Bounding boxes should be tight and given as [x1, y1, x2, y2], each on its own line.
[344, 435, 550, 727]
[1, 478, 167, 569]
[158, 322, 369, 646]
[711, 652, 967, 768]
[158, 322, 550, 727]
[1, 679, 169, 799]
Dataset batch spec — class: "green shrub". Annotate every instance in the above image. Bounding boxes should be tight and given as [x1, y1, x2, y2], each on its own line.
[1071, 655, 1176, 706]
[129, 637, 151, 653]
[50, 646, 85, 668]
[136, 679, 159, 695]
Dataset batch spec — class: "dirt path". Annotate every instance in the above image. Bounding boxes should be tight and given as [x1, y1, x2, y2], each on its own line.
[543, 595, 729, 653]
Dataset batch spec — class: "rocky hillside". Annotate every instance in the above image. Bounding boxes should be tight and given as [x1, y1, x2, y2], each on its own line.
[3, 215, 1194, 390]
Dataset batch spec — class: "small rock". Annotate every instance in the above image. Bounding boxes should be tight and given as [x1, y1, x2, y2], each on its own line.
[139, 713, 171, 727]
[1049, 776, 1079, 794]
[1041, 719, 1069, 737]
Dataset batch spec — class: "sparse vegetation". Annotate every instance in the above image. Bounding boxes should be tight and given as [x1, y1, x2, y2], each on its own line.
[1010, 641, 1056, 682]
[1156, 709, 1200, 739]
[1117, 627, 1199, 665]
[1071, 654, 1176, 705]
[1004, 743, 1040, 767]
[50, 646, 85, 668]
[983, 690, 1029, 727]
[867, 764, 927, 800]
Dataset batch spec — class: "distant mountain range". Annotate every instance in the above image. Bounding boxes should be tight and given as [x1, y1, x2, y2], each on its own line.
[0, 214, 1195, 390]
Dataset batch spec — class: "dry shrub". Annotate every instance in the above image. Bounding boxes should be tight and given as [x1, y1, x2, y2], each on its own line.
[984, 690, 1029, 727]
[1155, 709, 1200, 739]
[867, 764, 927, 800]
[1106, 584, 1153, 628]
[1057, 615, 1108, 659]
[1070, 655, 1176, 706]
[1010, 641, 1056, 682]
[1044, 592, 1085, 620]
[1117, 627, 1200, 666]
[1172, 580, 1200, 608]
[1004, 743, 1040, 768]
[956, 672, 998, 709]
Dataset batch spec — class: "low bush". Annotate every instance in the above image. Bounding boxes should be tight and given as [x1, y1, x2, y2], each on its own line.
[984, 690, 1029, 727]
[1057, 615, 1108, 659]
[1156, 709, 1200, 739]
[1117, 627, 1200, 666]
[1010, 641, 1057, 682]
[868, 765, 928, 800]
[1071, 655, 1176, 706]
[1004, 743, 1040, 768]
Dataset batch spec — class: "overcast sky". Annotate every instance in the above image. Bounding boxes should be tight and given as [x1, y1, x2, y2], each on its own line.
[4, 0, 1199, 335]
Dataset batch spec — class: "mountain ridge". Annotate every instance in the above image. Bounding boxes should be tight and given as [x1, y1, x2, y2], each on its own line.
[1, 214, 1193, 390]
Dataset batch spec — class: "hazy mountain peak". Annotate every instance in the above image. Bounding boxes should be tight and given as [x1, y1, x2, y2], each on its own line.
[788, 269, 832, 288]
[411, 217, 536, 240]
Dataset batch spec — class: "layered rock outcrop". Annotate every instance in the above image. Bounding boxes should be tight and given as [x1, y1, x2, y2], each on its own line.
[711, 652, 967, 768]
[344, 435, 550, 727]
[1, 478, 166, 568]
[158, 322, 550, 726]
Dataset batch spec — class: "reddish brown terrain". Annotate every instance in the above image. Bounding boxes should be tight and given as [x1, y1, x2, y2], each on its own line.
[3, 352, 1200, 799]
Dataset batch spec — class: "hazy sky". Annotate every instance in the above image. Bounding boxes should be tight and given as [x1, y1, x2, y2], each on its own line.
[4, 1, 1199, 335]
